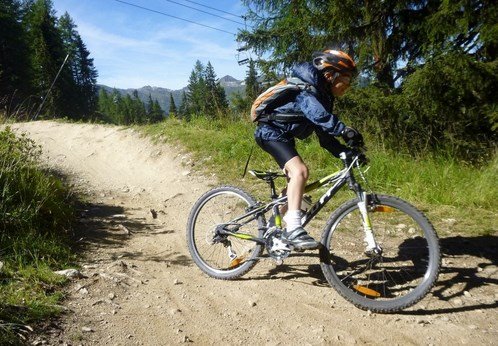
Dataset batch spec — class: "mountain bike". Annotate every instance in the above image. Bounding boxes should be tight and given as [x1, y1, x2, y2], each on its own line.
[186, 148, 440, 313]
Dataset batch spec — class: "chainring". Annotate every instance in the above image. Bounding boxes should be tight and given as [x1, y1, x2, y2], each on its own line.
[264, 228, 291, 261]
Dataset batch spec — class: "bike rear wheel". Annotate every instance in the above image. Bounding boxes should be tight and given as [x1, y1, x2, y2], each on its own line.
[320, 194, 440, 313]
[186, 186, 265, 280]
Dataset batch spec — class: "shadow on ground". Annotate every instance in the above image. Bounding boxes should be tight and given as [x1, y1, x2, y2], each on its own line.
[247, 235, 497, 314]
[72, 200, 190, 267]
[411, 235, 498, 315]
[72, 201, 497, 314]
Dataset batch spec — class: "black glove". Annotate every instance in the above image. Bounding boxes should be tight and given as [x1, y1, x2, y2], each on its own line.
[341, 126, 364, 147]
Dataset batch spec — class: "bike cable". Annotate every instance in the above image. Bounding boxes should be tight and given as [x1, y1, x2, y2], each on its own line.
[242, 143, 255, 178]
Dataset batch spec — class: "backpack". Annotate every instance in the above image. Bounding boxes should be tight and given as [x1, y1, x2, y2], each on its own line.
[250, 77, 317, 122]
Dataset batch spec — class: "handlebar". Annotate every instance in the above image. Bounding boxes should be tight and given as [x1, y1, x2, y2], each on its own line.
[340, 146, 369, 167]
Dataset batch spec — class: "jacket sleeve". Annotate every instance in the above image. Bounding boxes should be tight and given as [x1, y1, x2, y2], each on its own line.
[295, 91, 345, 136]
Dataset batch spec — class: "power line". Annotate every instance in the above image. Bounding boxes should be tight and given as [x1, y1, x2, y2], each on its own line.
[181, 0, 244, 20]
[113, 0, 237, 36]
[162, 0, 245, 26]
[34, 54, 70, 120]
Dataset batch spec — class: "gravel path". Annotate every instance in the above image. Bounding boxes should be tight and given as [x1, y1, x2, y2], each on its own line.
[11, 121, 497, 345]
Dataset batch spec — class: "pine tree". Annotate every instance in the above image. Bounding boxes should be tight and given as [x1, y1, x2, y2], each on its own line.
[178, 91, 189, 120]
[240, 0, 497, 89]
[128, 90, 146, 124]
[237, 1, 415, 87]
[185, 60, 207, 115]
[204, 61, 228, 117]
[423, 0, 497, 62]
[58, 12, 98, 119]
[214, 83, 228, 114]
[182, 60, 229, 118]
[0, 0, 33, 111]
[121, 94, 132, 124]
[245, 59, 259, 102]
[204, 61, 217, 115]
[1, 0, 98, 119]
[98, 88, 153, 125]
[150, 100, 163, 122]
[97, 88, 114, 122]
[168, 93, 177, 118]
[23, 0, 74, 117]
[146, 94, 154, 114]
[110, 88, 124, 124]
[146, 94, 163, 123]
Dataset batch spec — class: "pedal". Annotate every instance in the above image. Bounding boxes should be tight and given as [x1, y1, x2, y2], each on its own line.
[364, 245, 382, 257]
[270, 237, 291, 252]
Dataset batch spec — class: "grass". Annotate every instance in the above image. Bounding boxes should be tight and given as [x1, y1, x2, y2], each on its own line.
[141, 116, 497, 237]
[0, 126, 75, 344]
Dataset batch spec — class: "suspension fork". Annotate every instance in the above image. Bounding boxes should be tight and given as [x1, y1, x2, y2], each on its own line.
[356, 191, 380, 253]
[343, 156, 379, 253]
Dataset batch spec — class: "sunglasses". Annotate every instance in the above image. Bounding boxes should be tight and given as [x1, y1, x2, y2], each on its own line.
[324, 72, 352, 85]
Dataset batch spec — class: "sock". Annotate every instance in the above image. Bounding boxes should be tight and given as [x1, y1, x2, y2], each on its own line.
[283, 209, 302, 233]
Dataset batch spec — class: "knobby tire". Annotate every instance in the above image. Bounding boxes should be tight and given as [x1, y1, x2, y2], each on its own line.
[320, 194, 440, 313]
[186, 186, 265, 280]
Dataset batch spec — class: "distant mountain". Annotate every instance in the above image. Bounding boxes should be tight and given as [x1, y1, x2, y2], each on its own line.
[219, 75, 245, 98]
[219, 75, 244, 87]
[98, 75, 245, 113]
[97, 85, 184, 113]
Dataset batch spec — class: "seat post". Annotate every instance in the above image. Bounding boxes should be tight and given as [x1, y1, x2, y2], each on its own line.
[269, 178, 278, 200]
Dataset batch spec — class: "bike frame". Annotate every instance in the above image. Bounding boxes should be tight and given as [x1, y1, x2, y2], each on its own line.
[218, 152, 377, 249]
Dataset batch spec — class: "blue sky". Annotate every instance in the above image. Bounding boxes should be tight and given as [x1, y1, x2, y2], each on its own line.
[51, 0, 251, 89]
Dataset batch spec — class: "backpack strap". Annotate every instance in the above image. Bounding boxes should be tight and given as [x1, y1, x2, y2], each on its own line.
[258, 113, 306, 123]
[286, 77, 318, 95]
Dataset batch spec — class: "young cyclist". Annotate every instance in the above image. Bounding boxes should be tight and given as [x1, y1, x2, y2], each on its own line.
[253, 49, 364, 250]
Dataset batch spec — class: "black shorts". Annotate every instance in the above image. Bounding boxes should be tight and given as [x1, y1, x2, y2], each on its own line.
[255, 137, 299, 169]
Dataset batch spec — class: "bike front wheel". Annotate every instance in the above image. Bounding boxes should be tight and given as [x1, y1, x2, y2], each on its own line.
[186, 186, 265, 280]
[320, 194, 440, 313]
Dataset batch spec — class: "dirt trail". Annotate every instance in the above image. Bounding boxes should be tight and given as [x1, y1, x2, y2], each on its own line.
[10, 121, 497, 345]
